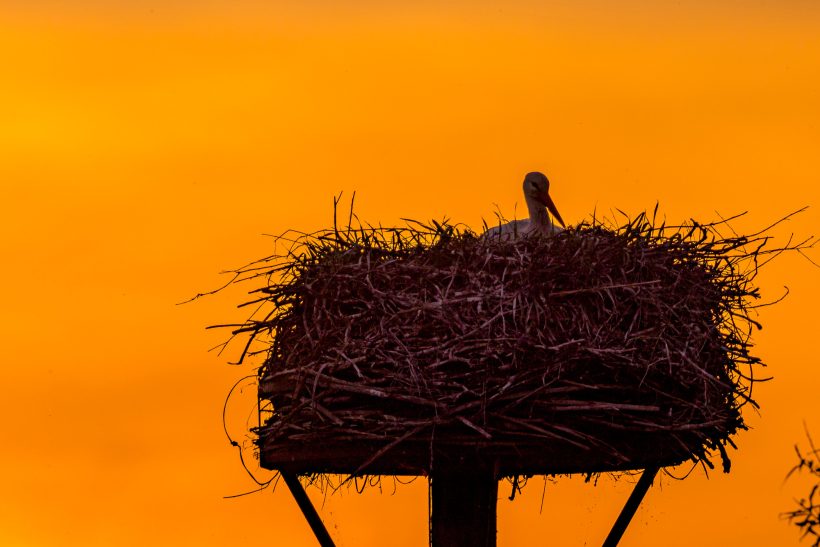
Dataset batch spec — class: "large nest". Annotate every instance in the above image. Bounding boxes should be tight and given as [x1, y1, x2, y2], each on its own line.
[221, 208, 792, 478]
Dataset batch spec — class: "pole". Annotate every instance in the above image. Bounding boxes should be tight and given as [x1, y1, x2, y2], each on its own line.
[602, 467, 659, 547]
[281, 471, 337, 547]
[430, 467, 498, 547]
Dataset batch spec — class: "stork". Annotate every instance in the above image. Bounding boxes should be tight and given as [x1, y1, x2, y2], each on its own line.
[484, 171, 566, 239]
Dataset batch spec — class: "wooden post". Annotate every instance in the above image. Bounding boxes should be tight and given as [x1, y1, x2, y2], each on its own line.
[430, 468, 498, 547]
[602, 467, 659, 547]
[281, 471, 337, 547]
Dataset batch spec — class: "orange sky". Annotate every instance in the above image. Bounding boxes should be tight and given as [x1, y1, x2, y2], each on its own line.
[2, 1, 819, 545]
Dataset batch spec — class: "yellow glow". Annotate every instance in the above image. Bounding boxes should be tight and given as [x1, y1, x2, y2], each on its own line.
[2, 2, 819, 545]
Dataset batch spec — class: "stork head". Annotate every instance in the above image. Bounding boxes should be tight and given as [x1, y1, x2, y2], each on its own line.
[523, 171, 565, 228]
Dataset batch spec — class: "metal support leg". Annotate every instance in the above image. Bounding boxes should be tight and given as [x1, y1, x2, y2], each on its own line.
[280, 471, 337, 547]
[602, 467, 659, 547]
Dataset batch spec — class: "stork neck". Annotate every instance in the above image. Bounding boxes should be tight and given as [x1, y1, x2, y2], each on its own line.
[526, 200, 552, 233]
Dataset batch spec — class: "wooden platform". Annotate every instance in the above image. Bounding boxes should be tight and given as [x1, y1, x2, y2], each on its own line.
[259, 431, 694, 475]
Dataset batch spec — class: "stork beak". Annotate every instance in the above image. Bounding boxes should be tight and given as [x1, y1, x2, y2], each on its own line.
[539, 191, 566, 228]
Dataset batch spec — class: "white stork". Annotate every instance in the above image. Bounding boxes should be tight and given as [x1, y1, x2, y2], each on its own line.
[484, 171, 566, 239]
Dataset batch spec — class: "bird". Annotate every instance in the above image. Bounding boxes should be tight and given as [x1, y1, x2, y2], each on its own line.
[484, 172, 566, 239]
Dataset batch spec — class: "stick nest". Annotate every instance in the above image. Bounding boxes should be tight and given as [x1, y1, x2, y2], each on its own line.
[222, 208, 785, 477]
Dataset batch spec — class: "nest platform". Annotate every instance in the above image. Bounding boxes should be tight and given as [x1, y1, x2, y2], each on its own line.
[227, 212, 766, 479]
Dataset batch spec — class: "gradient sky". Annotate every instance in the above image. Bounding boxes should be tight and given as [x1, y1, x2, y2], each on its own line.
[2, 1, 819, 545]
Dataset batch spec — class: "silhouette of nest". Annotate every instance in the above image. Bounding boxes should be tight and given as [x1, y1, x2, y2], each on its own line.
[215, 204, 808, 479]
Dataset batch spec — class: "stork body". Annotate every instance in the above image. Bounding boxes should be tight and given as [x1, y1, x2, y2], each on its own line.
[484, 172, 565, 239]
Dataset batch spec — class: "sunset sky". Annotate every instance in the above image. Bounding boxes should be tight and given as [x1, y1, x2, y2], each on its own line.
[2, 1, 819, 545]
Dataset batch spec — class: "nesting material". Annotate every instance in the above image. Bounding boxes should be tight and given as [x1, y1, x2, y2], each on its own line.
[230, 210, 772, 477]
